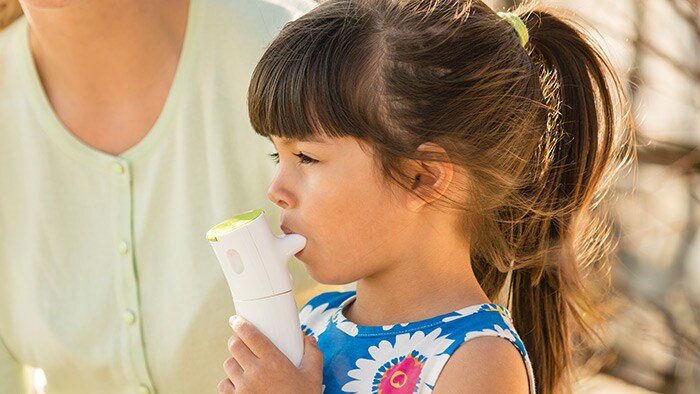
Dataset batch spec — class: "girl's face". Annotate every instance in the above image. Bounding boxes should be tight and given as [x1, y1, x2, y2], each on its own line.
[268, 135, 417, 285]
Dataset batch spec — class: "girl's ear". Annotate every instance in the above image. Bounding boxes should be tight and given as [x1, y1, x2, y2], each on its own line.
[405, 143, 454, 211]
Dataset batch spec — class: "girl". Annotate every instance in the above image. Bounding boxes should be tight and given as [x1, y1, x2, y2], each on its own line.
[219, 0, 633, 393]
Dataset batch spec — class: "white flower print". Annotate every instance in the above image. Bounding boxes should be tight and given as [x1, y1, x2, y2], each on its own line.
[335, 317, 360, 337]
[463, 324, 517, 343]
[442, 304, 512, 323]
[341, 328, 454, 393]
[382, 323, 410, 331]
[299, 303, 336, 337]
[441, 307, 482, 323]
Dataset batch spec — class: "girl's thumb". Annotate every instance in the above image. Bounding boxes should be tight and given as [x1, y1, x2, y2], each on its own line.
[300, 335, 323, 370]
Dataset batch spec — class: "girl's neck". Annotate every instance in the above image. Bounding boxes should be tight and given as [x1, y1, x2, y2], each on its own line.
[343, 244, 492, 327]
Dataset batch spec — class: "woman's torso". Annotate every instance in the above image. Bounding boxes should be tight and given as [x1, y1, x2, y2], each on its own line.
[0, 0, 315, 392]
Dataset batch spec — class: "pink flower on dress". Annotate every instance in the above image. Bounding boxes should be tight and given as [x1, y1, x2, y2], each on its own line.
[341, 329, 454, 393]
[377, 354, 425, 393]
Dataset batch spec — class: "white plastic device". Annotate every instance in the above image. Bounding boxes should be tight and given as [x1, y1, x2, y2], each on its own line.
[206, 209, 306, 366]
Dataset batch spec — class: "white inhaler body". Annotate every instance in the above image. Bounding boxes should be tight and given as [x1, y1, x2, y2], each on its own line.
[206, 210, 306, 366]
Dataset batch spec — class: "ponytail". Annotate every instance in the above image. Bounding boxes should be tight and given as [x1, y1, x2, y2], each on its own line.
[493, 6, 634, 394]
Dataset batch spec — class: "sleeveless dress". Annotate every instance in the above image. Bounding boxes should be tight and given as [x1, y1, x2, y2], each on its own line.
[299, 291, 536, 393]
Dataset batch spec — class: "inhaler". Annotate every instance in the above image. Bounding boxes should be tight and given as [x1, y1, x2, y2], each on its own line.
[206, 209, 306, 366]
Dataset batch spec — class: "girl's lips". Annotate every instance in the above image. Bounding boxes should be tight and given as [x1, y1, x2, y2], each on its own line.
[280, 225, 306, 256]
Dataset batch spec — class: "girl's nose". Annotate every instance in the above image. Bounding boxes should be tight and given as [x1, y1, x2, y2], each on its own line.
[267, 176, 295, 209]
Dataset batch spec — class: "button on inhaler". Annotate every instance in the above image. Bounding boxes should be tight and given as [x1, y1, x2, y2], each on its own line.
[206, 209, 306, 366]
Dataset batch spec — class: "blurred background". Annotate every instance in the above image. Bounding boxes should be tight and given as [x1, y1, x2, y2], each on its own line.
[2, 0, 699, 393]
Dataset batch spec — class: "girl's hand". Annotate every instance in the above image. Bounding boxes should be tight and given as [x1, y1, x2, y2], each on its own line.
[218, 315, 324, 394]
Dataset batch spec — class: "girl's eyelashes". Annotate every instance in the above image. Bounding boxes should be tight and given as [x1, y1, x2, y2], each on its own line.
[268, 152, 318, 165]
[294, 152, 318, 165]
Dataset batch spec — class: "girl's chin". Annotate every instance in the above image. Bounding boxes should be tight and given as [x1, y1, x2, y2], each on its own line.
[303, 264, 352, 286]
[297, 252, 361, 285]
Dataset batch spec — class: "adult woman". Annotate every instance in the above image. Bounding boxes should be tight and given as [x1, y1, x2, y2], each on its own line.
[0, 0, 319, 392]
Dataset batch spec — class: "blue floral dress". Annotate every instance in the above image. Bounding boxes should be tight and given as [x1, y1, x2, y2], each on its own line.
[299, 291, 536, 394]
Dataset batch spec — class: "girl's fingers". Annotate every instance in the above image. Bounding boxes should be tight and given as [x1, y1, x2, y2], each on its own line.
[300, 335, 324, 374]
[227, 334, 258, 370]
[217, 378, 235, 394]
[229, 315, 281, 360]
[223, 356, 244, 381]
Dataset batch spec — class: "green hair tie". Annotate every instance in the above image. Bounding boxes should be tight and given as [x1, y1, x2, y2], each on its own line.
[497, 12, 529, 48]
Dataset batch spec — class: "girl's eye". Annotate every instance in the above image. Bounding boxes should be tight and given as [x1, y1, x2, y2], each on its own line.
[294, 153, 318, 165]
[268, 152, 318, 165]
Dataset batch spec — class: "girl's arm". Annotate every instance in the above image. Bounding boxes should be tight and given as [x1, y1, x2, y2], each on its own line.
[432, 336, 530, 394]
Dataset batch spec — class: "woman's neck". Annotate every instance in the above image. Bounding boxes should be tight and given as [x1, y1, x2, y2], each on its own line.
[24, 0, 190, 154]
[26, 0, 189, 103]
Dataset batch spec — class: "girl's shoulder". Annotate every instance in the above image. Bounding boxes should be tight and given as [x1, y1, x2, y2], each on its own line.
[433, 333, 533, 393]
[440, 304, 536, 393]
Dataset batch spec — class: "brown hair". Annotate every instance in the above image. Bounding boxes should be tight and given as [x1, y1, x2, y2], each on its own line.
[0, 0, 22, 30]
[248, 1, 634, 393]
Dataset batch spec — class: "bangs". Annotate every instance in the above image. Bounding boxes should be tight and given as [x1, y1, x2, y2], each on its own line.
[247, 3, 382, 142]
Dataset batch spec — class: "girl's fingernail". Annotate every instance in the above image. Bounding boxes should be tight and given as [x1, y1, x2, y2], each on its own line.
[229, 315, 237, 327]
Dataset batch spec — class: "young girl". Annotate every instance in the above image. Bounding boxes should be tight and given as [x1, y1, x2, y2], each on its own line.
[218, 0, 633, 393]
